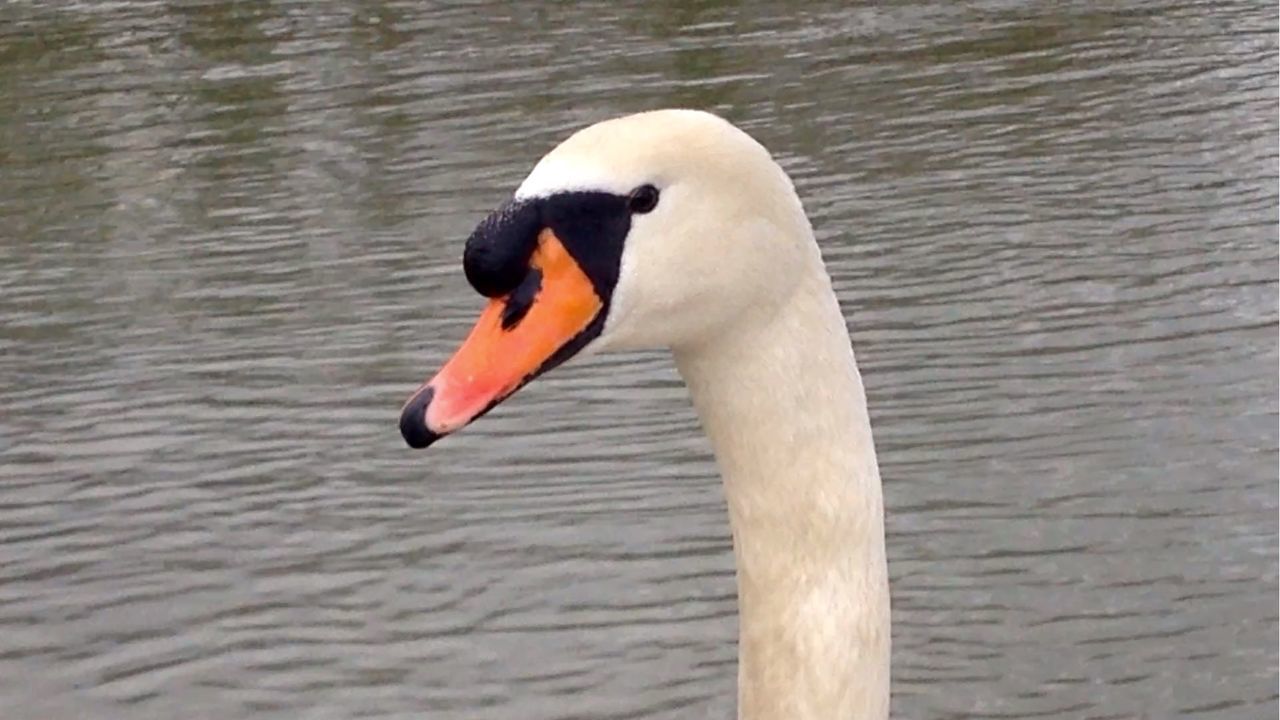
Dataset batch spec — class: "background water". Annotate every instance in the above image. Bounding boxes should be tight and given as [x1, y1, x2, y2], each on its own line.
[1, 2, 1276, 718]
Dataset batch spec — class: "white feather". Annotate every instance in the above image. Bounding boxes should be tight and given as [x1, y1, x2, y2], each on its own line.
[524, 109, 889, 720]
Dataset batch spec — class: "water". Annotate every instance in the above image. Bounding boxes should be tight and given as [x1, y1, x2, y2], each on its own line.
[1, 2, 1276, 718]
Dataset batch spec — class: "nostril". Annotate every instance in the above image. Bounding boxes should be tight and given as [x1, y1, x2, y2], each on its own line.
[500, 268, 543, 330]
[399, 386, 441, 449]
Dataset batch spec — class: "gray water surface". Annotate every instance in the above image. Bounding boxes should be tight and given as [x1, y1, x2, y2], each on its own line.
[1, 2, 1277, 718]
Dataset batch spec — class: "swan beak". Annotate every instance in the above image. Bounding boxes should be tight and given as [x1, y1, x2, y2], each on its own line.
[399, 229, 603, 449]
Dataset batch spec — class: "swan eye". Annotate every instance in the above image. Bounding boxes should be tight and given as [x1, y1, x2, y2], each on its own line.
[628, 184, 660, 214]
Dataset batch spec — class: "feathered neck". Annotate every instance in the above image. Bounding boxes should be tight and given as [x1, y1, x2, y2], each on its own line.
[674, 261, 890, 720]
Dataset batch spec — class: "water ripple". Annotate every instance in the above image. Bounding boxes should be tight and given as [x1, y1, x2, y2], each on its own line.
[0, 1, 1275, 719]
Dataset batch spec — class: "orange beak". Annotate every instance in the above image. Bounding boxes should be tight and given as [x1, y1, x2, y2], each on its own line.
[399, 228, 603, 448]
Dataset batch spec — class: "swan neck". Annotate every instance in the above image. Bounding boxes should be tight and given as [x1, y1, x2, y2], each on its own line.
[674, 271, 890, 720]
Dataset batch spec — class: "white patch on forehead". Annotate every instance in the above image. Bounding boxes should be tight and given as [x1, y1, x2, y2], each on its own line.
[514, 156, 645, 201]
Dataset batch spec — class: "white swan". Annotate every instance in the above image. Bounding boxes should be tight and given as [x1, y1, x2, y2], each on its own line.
[400, 109, 889, 720]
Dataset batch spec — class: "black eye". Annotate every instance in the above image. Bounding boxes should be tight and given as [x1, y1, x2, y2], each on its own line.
[628, 184, 660, 214]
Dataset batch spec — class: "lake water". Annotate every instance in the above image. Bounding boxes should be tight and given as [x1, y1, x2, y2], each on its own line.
[1, 2, 1276, 718]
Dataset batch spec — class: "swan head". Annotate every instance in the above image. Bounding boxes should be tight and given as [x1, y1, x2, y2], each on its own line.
[401, 109, 817, 449]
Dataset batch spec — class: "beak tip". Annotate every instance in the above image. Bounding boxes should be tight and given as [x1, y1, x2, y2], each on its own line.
[400, 386, 442, 450]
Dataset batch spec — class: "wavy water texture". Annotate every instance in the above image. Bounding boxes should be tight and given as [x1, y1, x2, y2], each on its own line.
[0, 1, 1276, 719]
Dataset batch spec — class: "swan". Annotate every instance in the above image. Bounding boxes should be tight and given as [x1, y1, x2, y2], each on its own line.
[399, 109, 889, 720]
